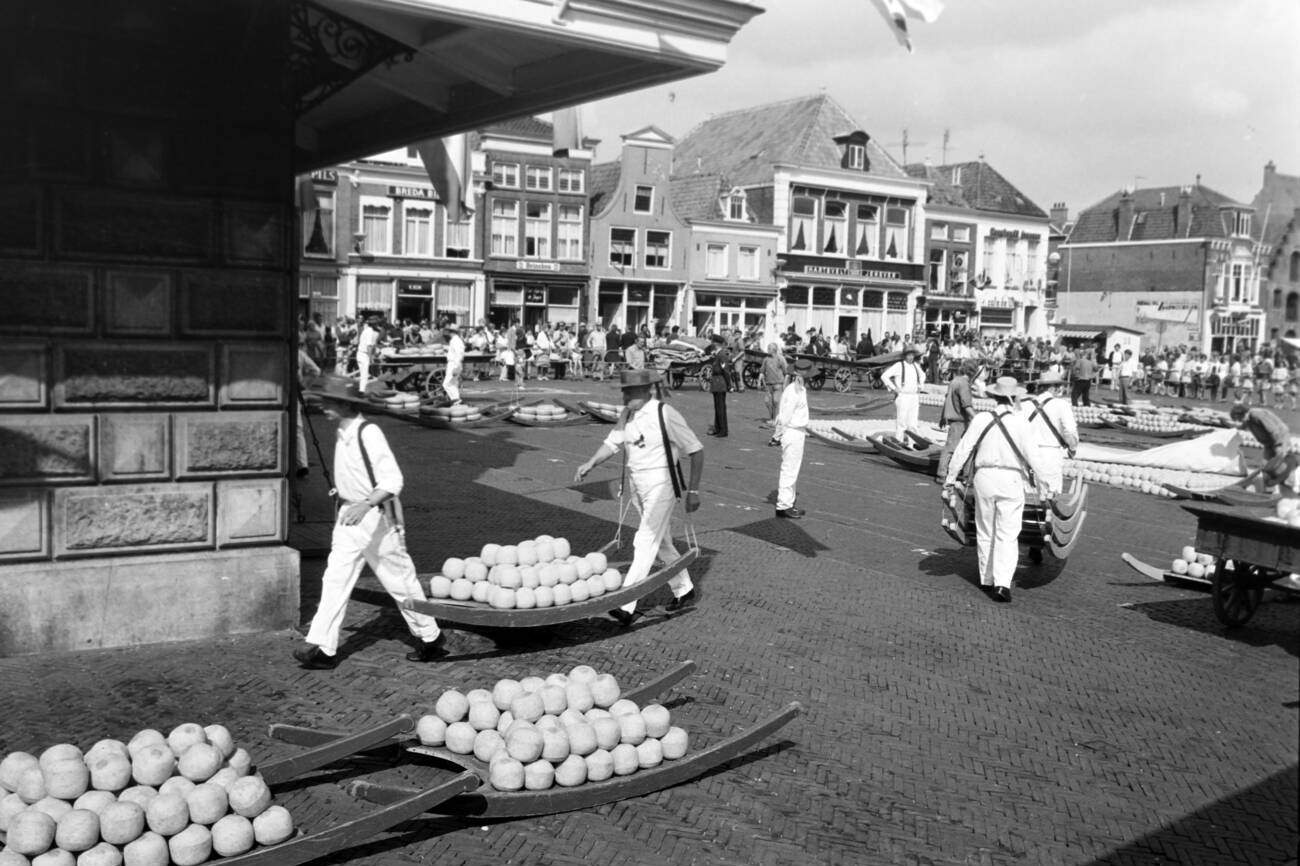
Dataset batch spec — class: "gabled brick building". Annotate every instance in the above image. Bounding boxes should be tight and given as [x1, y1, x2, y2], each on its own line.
[1250, 161, 1300, 344]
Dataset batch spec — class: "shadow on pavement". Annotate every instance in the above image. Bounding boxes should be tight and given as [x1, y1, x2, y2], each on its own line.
[1084, 764, 1299, 866]
[917, 547, 981, 589]
[1123, 596, 1300, 658]
[728, 516, 831, 558]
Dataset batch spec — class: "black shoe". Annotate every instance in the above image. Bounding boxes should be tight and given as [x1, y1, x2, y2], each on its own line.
[608, 609, 643, 627]
[405, 636, 448, 663]
[665, 589, 697, 612]
[775, 507, 805, 519]
[714, 432, 728, 438]
[991, 586, 1012, 603]
[293, 645, 339, 669]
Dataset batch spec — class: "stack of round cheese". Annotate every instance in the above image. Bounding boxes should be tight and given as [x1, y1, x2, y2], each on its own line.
[0, 724, 294, 865]
[415, 665, 690, 791]
[1170, 545, 1218, 578]
[513, 404, 573, 422]
[584, 401, 621, 417]
[429, 537, 623, 609]
[420, 404, 484, 423]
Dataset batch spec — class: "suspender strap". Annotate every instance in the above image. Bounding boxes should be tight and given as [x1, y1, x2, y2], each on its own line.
[991, 413, 1037, 486]
[356, 422, 404, 530]
[657, 403, 685, 498]
[958, 412, 998, 482]
[1029, 397, 1071, 449]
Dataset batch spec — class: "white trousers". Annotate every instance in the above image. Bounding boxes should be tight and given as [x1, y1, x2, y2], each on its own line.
[894, 392, 920, 439]
[776, 429, 806, 510]
[1036, 444, 1065, 498]
[973, 468, 1025, 589]
[443, 365, 461, 403]
[620, 471, 693, 614]
[305, 508, 439, 655]
[295, 404, 309, 471]
[357, 353, 372, 391]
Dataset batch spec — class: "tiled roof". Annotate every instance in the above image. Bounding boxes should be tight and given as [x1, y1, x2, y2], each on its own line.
[1251, 166, 1300, 250]
[671, 94, 906, 187]
[908, 161, 1047, 219]
[1068, 184, 1243, 244]
[588, 161, 622, 213]
[478, 116, 553, 140]
[669, 174, 727, 221]
[903, 163, 972, 209]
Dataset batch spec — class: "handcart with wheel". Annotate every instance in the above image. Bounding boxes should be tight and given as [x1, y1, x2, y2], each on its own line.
[1175, 502, 1296, 627]
[941, 474, 1089, 564]
[266, 660, 800, 820]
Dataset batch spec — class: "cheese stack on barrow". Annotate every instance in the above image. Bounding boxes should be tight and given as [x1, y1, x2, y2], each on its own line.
[429, 536, 624, 609]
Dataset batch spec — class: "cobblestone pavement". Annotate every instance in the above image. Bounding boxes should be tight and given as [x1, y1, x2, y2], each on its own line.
[4, 378, 1297, 866]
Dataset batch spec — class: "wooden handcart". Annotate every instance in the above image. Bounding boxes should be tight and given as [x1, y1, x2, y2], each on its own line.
[267, 661, 801, 820]
[1181, 502, 1298, 627]
[374, 352, 495, 399]
[941, 474, 1089, 563]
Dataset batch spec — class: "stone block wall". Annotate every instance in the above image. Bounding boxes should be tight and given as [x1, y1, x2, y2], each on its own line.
[0, 0, 299, 653]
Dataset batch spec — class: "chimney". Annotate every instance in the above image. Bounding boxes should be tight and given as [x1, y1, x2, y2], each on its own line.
[1176, 185, 1193, 237]
[1265, 160, 1276, 185]
[1050, 201, 1069, 226]
[1116, 189, 1134, 240]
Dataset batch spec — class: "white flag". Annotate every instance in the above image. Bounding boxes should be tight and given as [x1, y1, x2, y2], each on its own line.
[869, 0, 944, 52]
[416, 134, 472, 223]
[552, 107, 584, 155]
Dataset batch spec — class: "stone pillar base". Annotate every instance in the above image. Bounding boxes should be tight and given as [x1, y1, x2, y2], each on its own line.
[0, 547, 299, 657]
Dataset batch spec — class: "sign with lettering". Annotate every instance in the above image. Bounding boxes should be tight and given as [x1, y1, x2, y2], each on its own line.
[398, 280, 432, 296]
[783, 254, 922, 283]
[516, 261, 560, 271]
[388, 185, 437, 199]
[525, 288, 547, 304]
[311, 169, 338, 184]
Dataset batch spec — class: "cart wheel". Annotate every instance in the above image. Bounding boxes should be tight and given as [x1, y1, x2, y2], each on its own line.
[743, 365, 760, 390]
[1211, 559, 1266, 628]
[834, 368, 853, 392]
[423, 373, 447, 404]
[697, 370, 711, 392]
[868, 372, 885, 390]
[809, 373, 825, 391]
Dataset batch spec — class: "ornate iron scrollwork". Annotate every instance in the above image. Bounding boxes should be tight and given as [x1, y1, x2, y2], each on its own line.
[289, 0, 415, 116]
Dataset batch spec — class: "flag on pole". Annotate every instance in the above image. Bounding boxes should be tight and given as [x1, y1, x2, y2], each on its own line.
[416, 134, 472, 223]
[552, 106, 584, 155]
[868, 0, 944, 52]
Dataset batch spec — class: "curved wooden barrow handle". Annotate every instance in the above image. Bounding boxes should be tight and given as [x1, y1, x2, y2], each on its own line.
[260, 716, 415, 786]
[347, 702, 803, 819]
[214, 771, 480, 866]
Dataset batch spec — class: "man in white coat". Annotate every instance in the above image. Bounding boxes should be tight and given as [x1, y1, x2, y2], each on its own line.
[356, 317, 380, 391]
[1022, 370, 1078, 498]
[441, 321, 465, 405]
[881, 344, 928, 444]
[574, 370, 702, 625]
[943, 376, 1050, 603]
[772, 358, 816, 518]
[294, 376, 444, 668]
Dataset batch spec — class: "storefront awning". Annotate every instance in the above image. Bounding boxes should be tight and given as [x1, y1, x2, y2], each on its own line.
[295, 0, 763, 168]
[1054, 328, 1103, 339]
[690, 281, 778, 298]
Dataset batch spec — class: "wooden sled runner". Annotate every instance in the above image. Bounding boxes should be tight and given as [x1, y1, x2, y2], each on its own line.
[806, 427, 878, 454]
[506, 408, 593, 427]
[942, 475, 1089, 562]
[872, 433, 941, 473]
[576, 400, 621, 423]
[406, 542, 700, 628]
[415, 404, 517, 430]
[268, 662, 801, 820]
[216, 716, 479, 866]
[1120, 551, 1211, 588]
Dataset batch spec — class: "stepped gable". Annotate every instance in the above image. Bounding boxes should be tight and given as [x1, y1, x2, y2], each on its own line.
[672, 93, 906, 186]
[669, 173, 730, 221]
[1069, 184, 1242, 244]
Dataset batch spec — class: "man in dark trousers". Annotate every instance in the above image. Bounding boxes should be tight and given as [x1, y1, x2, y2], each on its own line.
[936, 359, 982, 483]
[706, 333, 731, 437]
[1231, 403, 1297, 493]
[1070, 349, 1097, 406]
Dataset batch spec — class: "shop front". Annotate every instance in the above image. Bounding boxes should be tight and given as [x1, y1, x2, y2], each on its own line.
[777, 255, 923, 343]
[489, 276, 586, 329]
[596, 281, 683, 333]
[921, 295, 977, 339]
[688, 283, 775, 335]
[351, 271, 481, 324]
[1209, 310, 1263, 354]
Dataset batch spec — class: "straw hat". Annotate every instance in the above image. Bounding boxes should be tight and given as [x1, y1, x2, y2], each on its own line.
[618, 369, 662, 389]
[986, 376, 1025, 399]
[791, 358, 818, 379]
[1031, 370, 1065, 386]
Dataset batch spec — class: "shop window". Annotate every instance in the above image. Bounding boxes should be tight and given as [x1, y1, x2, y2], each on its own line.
[952, 226, 971, 242]
[812, 287, 836, 307]
[524, 202, 552, 258]
[884, 206, 909, 260]
[490, 200, 518, 256]
[981, 307, 1013, 326]
[645, 230, 670, 269]
[402, 204, 433, 256]
[854, 204, 877, 258]
[549, 287, 579, 307]
[633, 185, 654, 213]
[525, 167, 552, 191]
[782, 285, 809, 306]
[790, 196, 816, 251]
[436, 281, 472, 320]
[557, 205, 583, 260]
[492, 162, 519, 188]
[706, 243, 727, 278]
[1290, 251, 1300, 282]
[444, 214, 472, 259]
[356, 279, 391, 309]
[360, 200, 392, 254]
[303, 191, 335, 257]
[738, 245, 759, 280]
[610, 228, 636, 266]
[558, 169, 584, 193]
[930, 223, 948, 240]
[824, 201, 847, 254]
[862, 290, 883, 310]
[886, 292, 908, 311]
[1287, 292, 1299, 322]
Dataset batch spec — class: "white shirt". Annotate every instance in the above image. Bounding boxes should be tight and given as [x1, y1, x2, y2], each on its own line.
[1024, 393, 1078, 452]
[588, 331, 607, 351]
[945, 407, 1049, 484]
[445, 334, 465, 372]
[334, 417, 403, 502]
[357, 325, 379, 357]
[603, 399, 702, 477]
[775, 378, 809, 435]
[1119, 356, 1139, 378]
[881, 360, 926, 394]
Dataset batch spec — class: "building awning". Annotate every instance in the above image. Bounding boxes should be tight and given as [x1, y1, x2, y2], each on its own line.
[1282, 337, 1300, 351]
[295, 0, 763, 168]
[690, 281, 778, 298]
[922, 295, 977, 309]
[1055, 328, 1103, 340]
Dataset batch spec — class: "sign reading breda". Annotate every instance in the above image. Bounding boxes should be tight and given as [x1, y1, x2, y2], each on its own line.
[783, 254, 923, 283]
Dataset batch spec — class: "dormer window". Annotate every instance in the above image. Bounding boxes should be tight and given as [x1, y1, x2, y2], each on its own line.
[834, 130, 871, 172]
[951, 166, 963, 186]
[1231, 210, 1251, 238]
[725, 188, 747, 221]
[847, 144, 865, 170]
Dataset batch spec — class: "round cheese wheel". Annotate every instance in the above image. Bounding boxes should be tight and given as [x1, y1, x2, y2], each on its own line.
[641, 704, 671, 739]
[591, 718, 621, 752]
[31, 848, 76, 866]
[72, 790, 116, 816]
[202, 725, 236, 761]
[468, 702, 500, 732]
[167, 823, 212, 866]
[505, 728, 543, 764]
[226, 776, 271, 819]
[523, 760, 554, 791]
[178, 743, 223, 783]
[444, 722, 476, 756]
[7, 809, 57, 855]
[464, 560, 488, 582]
[183, 784, 227, 826]
[472, 730, 506, 764]
[488, 758, 524, 792]
[211, 814, 255, 857]
[564, 682, 595, 714]
[449, 578, 473, 601]
[116, 786, 157, 810]
[510, 692, 544, 724]
[565, 722, 598, 757]
[429, 575, 453, 598]
[415, 715, 447, 747]
[252, 805, 294, 846]
[87, 754, 132, 794]
[533, 586, 555, 607]
[470, 581, 491, 603]
[99, 800, 146, 845]
[636, 739, 663, 769]
[553, 754, 587, 787]
[435, 690, 469, 724]
[0, 752, 39, 795]
[130, 746, 175, 788]
[584, 749, 615, 783]
[492, 679, 524, 712]
[568, 665, 598, 686]
[515, 587, 537, 609]
[585, 575, 605, 598]
[540, 728, 570, 763]
[145, 792, 189, 836]
[661, 727, 689, 760]
[73, 841, 123, 866]
[610, 743, 639, 776]
[617, 713, 647, 746]
[552, 584, 573, 606]
[166, 725, 207, 758]
[158, 777, 195, 800]
[590, 674, 620, 708]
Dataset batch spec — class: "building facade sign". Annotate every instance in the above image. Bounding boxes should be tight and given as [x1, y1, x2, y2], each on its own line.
[388, 185, 436, 199]
[311, 169, 338, 184]
[783, 254, 922, 284]
[516, 260, 561, 271]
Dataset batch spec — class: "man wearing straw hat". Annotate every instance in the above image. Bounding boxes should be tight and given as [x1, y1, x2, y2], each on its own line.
[771, 358, 816, 518]
[942, 376, 1049, 603]
[293, 375, 444, 668]
[441, 321, 465, 405]
[574, 370, 703, 625]
[1023, 369, 1078, 498]
[881, 343, 928, 445]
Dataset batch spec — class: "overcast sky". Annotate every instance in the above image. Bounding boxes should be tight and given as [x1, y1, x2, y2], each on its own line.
[579, 0, 1299, 219]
